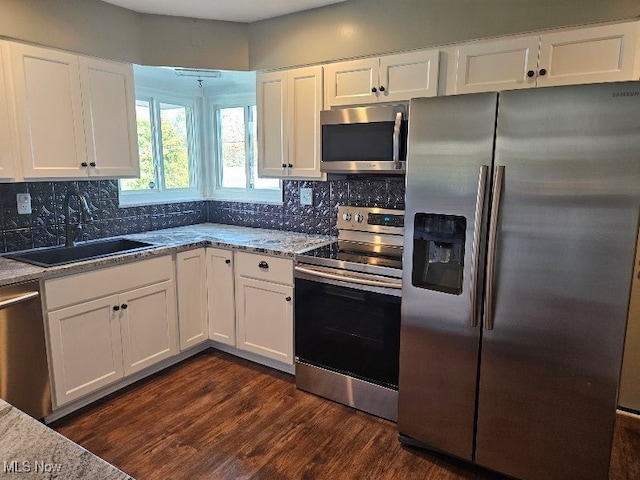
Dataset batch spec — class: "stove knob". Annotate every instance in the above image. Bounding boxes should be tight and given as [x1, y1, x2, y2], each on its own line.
[342, 212, 352, 221]
[354, 214, 364, 223]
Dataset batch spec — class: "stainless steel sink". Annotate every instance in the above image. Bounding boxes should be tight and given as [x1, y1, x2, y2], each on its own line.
[5, 238, 155, 267]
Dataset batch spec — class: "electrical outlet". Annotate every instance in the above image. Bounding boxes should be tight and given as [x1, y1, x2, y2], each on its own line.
[300, 187, 313, 206]
[17, 193, 32, 215]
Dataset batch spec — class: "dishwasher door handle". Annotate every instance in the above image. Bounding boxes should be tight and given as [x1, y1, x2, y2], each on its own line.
[0, 291, 39, 309]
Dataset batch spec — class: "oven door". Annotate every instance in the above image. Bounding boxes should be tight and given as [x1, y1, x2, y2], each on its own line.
[294, 265, 402, 390]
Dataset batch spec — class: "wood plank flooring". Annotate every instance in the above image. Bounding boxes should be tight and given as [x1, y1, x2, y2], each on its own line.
[53, 350, 639, 480]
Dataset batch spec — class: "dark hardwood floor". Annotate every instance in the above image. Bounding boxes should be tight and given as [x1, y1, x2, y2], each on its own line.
[53, 350, 639, 480]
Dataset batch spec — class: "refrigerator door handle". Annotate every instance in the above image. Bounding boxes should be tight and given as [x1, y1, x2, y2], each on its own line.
[392, 111, 403, 170]
[470, 165, 489, 327]
[484, 165, 505, 330]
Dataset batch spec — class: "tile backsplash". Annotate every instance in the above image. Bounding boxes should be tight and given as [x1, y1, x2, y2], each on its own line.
[208, 177, 406, 237]
[0, 177, 405, 252]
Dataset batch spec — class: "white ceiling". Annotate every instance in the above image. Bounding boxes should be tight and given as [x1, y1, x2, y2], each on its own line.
[101, 0, 347, 23]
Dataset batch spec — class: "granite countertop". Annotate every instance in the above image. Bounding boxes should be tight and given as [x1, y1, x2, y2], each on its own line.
[0, 223, 333, 287]
[0, 399, 132, 480]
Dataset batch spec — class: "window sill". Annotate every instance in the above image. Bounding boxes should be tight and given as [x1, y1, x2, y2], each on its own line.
[119, 189, 204, 207]
[211, 188, 283, 205]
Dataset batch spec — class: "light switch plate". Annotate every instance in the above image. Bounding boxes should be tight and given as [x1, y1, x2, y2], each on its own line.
[17, 193, 32, 215]
[300, 187, 313, 206]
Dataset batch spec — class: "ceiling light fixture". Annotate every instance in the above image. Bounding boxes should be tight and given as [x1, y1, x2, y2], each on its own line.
[174, 68, 222, 78]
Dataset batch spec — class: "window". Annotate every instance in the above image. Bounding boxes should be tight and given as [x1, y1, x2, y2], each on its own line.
[120, 93, 200, 204]
[213, 104, 280, 202]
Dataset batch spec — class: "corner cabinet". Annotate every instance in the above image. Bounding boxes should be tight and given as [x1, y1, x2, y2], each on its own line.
[0, 41, 18, 180]
[235, 252, 294, 365]
[176, 249, 208, 350]
[323, 49, 439, 108]
[257, 66, 324, 180]
[45, 256, 177, 407]
[10, 42, 139, 179]
[207, 248, 236, 346]
[450, 21, 640, 94]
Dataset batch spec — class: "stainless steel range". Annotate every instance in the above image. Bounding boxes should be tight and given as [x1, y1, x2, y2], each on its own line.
[294, 206, 404, 421]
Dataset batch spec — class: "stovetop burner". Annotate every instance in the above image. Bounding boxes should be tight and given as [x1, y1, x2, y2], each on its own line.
[297, 206, 405, 279]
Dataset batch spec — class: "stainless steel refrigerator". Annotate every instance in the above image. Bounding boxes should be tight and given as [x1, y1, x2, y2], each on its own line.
[398, 81, 640, 480]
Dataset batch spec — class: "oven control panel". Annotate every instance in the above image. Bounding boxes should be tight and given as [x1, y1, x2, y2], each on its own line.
[337, 206, 405, 234]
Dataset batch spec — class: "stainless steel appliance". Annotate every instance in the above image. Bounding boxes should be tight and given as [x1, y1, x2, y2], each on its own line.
[398, 82, 640, 480]
[320, 104, 407, 174]
[0, 281, 52, 419]
[295, 206, 404, 420]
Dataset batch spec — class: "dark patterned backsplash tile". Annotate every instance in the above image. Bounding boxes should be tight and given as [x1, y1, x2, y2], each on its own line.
[0, 180, 209, 253]
[0, 176, 405, 253]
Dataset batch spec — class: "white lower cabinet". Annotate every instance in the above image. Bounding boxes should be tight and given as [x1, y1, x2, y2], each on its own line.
[207, 248, 236, 346]
[45, 256, 177, 407]
[176, 249, 208, 350]
[235, 252, 294, 365]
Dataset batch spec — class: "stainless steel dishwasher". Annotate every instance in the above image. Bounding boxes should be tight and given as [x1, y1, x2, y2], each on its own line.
[0, 281, 51, 419]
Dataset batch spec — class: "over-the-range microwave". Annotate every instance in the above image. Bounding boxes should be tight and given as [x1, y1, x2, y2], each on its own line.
[320, 104, 407, 174]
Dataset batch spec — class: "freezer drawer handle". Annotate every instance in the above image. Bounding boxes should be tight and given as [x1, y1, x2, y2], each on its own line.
[470, 165, 489, 328]
[0, 291, 39, 309]
[484, 165, 505, 330]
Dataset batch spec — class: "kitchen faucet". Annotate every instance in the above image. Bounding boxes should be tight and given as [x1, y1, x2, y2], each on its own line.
[63, 191, 93, 247]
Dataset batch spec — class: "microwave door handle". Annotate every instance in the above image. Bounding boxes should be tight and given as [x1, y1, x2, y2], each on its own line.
[393, 111, 402, 170]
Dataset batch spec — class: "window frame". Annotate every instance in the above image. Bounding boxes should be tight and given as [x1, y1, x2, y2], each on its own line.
[119, 88, 204, 206]
[208, 96, 282, 204]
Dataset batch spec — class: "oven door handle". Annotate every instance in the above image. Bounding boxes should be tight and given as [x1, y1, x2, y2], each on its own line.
[295, 266, 402, 289]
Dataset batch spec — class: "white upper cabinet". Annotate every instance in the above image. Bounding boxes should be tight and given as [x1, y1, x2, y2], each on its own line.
[324, 49, 439, 108]
[537, 22, 640, 87]
[10, 41, 139, 179]
[0, 41, 18, 180]
[79, 56, 139, 178]
[257, 65, 324, 180]
[451, 21, 640, 94]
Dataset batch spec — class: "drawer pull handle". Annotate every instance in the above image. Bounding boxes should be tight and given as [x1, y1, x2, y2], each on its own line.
[258, 261, 269, 269]
[113, 305, 120, 311]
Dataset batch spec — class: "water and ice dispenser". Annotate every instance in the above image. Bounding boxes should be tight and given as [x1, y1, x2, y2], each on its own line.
[411, 213, 466, 295]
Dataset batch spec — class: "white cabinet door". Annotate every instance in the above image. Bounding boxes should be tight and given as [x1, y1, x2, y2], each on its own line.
[235, 276, 293, 364]
[207, 248, 236, 346]
[79, 57, 139, 178]
[257, 71, 288, 177]
[176, 249, 208, 350]
[119, 281, 178, 376]
[324, 57, 379, 108]
[379, 50, 439, 102]
[538, 22, 640, 87]
[47, 295, 123, 406]
[288, 66, 323, 179]
[0, 41, 17, 180]
[11, 43, 88, 178]
[454, 36, 539, 94]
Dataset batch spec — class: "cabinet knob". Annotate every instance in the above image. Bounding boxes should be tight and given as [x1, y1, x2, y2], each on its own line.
[282, 163, 287, 168]
[285, 296, 292, 302]
[527, 70, 535, 78]
[539, 68, 547, 76]
[287, 163, 293, 168]
[89, 161, 96, 167]
[113, 305, 120, 311]
[81, 162, 88, 167]
[371, 87, 377, 93]
[225, 259, 231, 264]
[258, 261, 269, 269]
[379, 85, 385, 92]
[121, 303, 128, 310]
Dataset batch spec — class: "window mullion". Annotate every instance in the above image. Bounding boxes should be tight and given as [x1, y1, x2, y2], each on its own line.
[246, 106, 254, 190]
[151, 99, 165, 191]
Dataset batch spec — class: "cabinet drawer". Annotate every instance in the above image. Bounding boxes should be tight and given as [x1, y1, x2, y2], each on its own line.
[235, 252, 293, 285]
[45, 255, 173, 311]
